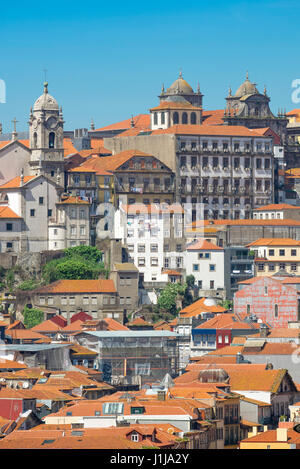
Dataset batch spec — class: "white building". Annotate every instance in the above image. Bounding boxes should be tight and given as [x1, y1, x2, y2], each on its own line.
[185, 239, 225, 299]
[114, 203, 185, 296]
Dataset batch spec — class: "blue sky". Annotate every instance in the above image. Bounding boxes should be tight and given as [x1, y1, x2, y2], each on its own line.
[1, 0, 300, 133]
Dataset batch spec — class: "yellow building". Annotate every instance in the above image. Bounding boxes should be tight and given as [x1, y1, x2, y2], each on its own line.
[246, 238, 300, 276]
[239, 426, 300, 449]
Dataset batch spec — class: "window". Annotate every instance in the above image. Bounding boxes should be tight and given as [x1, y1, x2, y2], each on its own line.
[191, 112, 196, 125]
[279, 249, 285, 256]
[256, 159, 262, 169]
[30, 209, 35, 217]
[198, 280, 202, 288]
[131, 433, 139, 442]
[138, 258, 145, 266]
[161, 112, 165, 125]
[49, 132, 55, 148]
[291, 249, 297, 256]
[268, 249, 275, 256]
[80, 226, 86, 236]
[247, 304, 251, 314]
[48, 209, 52, 217]
[150, 244, 158, 252]
[39, 197, 44, 205]
[193, 264, 199, 271]
[209, 264, 216, 272]
[71, 226, 76, 236]
[150, 257, 158, 266]
[6, 223, 13, 231]
[39, 297, 46, 305]
[173, 112, 179, 124]
[258, 263, 265, 271]
[182, 112, 188, 124]
[291, 264, 298, 272]
[154, 112, 158, 125]
[164, 258, 169, 268]
[210, 280, 214, 289]
[279, 263, 286, 270]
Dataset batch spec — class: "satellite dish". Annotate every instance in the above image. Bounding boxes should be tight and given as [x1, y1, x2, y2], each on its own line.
[22, 382, 29, 389]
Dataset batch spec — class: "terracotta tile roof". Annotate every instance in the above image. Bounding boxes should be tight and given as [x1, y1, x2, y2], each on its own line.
[95, 114, 151, 132]
[0, 175, 36, 190]
[189, 218, 300, 227]
[99, 318, 129, 331]
[228, 369, 289, 393]
[35, 279, 116, 294]
[5, 329, 51, 342]
[0, 359, 28, 370]
[240, 428, 300, 445]
[281, 277, 300, 284]
[150, 101, 202, 111]
[180, 297, 226, 317]
[201, 109, 225, 126]
[162, 269, 182, 276]
[246, 237, 300, 246]
[62, 320, 84, 332]
[243, 342, 297, 356]
[31, 320, 63, 333]
[151, 124, 268, 137]
[0, 139, 29, 150]
[255, 203, 299, 211]
[286, 109, 300, 117]
[187, 239, 223, 251]
[195, 313, 260, 331]
[0, 206, 21, 219]
[56, 196, 90, 205]
[189, 355, 238, 364]
[69, 344, 98, 356]
[5, 320, 25, 331]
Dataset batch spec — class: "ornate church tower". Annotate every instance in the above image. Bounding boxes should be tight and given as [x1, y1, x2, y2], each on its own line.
[29, 82, 65, 186]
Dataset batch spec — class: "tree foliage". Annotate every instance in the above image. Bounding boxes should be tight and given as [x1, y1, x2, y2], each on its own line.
[42, 246, 107, 283]
[23, 306, 44, 329]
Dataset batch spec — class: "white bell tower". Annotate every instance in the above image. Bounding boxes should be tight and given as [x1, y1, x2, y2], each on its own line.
[29, 82, 65, 186]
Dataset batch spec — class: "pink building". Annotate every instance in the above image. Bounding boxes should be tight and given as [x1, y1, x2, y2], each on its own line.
[234, 276, 300, 328]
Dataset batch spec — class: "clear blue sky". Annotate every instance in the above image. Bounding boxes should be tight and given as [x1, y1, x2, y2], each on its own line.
[1, 0, 300, 133]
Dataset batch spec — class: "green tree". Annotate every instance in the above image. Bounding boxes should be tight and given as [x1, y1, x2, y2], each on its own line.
[42, 246, 107, 283]
[23, 306, 44, 329]
[157, 283, 186, 316]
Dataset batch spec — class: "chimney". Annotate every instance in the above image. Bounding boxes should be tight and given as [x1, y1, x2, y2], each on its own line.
[260, 323, 268, 338]
[157, 390, 166, 401]
[277, 427, 288, 442]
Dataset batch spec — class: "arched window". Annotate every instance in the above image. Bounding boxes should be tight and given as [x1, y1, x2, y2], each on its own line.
[49, 132, 55, 149]
[161, 112, 165, 125]
[191, 112, 197, 125]
[173, 112, 179, 124]
[182, 112, 188, 124]
[154, 112, 158, 126]
[255, 107, 259, 116]
[33, 132, 37, 148]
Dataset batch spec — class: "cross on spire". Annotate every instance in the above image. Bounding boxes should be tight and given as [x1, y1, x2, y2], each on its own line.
[11, 117, 18, 134]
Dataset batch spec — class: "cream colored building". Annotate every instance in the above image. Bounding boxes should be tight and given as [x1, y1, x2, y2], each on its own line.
[247, 238, 300, 276]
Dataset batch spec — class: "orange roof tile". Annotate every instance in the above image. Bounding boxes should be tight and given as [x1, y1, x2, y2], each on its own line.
[35, 279, 116, 294]
[195, 313, 259, 331]
[150, 101, 202, 111]
[180, 297, 226, 317]
[95, 114, 151, 132]
[31, 320, 63, 333]
[189, 218, 300, 227]
[246, 237, 300, 246]
[0, 175, 36, 190]
[255, 203, 299, 211]
[0, 206, 21, 219]
[187, 239, 223, 251]
[56, 196, 90, 205]
[151, 124, 268, 138]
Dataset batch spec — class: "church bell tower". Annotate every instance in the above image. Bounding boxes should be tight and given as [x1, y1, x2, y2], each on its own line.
[29, 82, 65, 187]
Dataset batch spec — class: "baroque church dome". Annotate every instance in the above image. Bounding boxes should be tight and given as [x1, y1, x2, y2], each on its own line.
[166, 72, 194, 95]
[235, 73, 259, 98]
[33, 82, 59, 111]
